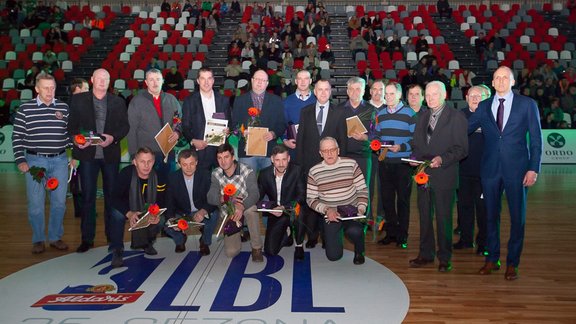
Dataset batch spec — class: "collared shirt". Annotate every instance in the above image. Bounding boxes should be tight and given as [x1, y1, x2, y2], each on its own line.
[296, 89, 311, 101]
[250, 91, 265, 110]
[200, 90, 216, 119]
[369, 100, 386, 111]
[491, 91, 514, 130]
[429, 103, 447, 123]
[386, 102, 402, 114]
[274, 171, 284, 205]
[315, 102, 329, 131]
[184, 174, 198, 212]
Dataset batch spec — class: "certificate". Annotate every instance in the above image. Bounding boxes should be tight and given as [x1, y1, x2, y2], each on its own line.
[204, 118, 228, 146]
[246, 127, 269, 156]
[154, 123, 177, 159]
[346, 115, 368, 137]
[128, 208, 167, 231]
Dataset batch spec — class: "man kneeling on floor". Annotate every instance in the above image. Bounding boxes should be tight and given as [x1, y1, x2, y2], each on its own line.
[306, 137, 368, 265]
[109, 147, 167, 268]
[164, 149, 217, 255]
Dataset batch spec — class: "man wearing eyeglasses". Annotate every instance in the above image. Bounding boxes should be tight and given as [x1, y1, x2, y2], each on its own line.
[454, 86, 489, 255]
[231, 69, 286, 172]
[306, 137, 368, 265]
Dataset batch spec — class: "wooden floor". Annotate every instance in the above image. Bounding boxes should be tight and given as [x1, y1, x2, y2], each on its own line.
[1, 163, 575, 323]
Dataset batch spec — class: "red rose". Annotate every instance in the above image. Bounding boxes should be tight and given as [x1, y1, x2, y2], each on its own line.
[248, 107, 260, 117]
[177, 219, 189, 231]
[414, 172, 429, 185]
[370, 140, 382, 151]
[75, 134, 87, 145]
[46, 178, 59, 190]
[148, 204, 160, 215]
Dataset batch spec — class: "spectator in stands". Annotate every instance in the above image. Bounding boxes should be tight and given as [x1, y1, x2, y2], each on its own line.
[416, 34, 429, 53]
[206, 13, 218, 32]
[228, 41, 242, 60]
[416, 67, 430, 87]
[561, 83, 576, 114]
[347, 15, 361, 37]
[406, 83, 428, 119]
[241, 42, 255, 62]
[161, 0, 171, 12]
[305, 15, 316, 36]
[363, 27, 377, 44]
[146, 57, 161, 71]
[43, 50, 59, 73]
[360, 13, 372, 31]
[474, 31, 488, 60]
[307, 41, 318, 58]
[21, 65, 41, 91]
[304, 52, 320, 70]
[387, 33, 402, 59]
[230, 0, 241, 15]
[484, 42, 498, 63]
[163, 66, 184, 91]
[459, 69, 476, 95]
[437, 0, 452, 18]
[282, 50, 294, 75]
[82, 16, 92, 30]
[541, 111, 557, 129]
[190, 4, 201, 19]
[225, 58, 243, 81]
[350, 33, 369, 61]
[489, 31, 506, 51]
[382, 13, 394, 30]
[427, 59, 440, 77]
[320, 44, 335, 68]
[293, 41, 307, 59]
[312, 18, 330, 39]
[371, 13, 382, 31]
[268, 44, 282, 63]
[183, 0, 193, 12]
[45, 26, 67, 45]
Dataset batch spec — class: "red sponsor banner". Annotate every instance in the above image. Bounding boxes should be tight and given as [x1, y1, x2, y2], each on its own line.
[32, 292, 144, 307]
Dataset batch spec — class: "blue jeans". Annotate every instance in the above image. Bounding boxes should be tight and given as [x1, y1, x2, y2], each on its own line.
[239, 156, 271, 173]
[109, 208, 127, 251]
[164, 210, 219, 245]
[78, 159, 119, 243]
[25, 153, 69, 243]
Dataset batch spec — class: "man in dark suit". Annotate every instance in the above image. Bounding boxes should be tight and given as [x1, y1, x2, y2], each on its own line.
[409, 81, 468, 273]
[296, 79, 347, 248]
[258, 145, 306, 259]
[231, 69, 286, 172]
[469, 66, 542, 281]
[68, 68, 129, 253]
[164, 149, 217, 254]
[181, 67, 231, 172]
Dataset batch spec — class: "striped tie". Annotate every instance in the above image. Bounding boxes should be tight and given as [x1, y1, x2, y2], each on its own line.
[427, 113, 437, 144]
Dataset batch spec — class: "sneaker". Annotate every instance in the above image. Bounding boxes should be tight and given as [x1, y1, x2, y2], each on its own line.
[31, 242, 45, 254]
[144, 245, 158, 255]
[111, 249, 124, 268]
[251, 248, 264, 262]
[49, 240, 69, 251]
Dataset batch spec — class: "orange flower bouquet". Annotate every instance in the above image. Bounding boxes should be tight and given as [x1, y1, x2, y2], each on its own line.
[412, 159, 431, 188]
[28, 166, 59, 191]
[217, 184, 243, 237]
[247, 107, 261, 127]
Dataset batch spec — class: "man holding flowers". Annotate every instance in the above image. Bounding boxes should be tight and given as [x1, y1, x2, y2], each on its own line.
[207, 143, 263, 262]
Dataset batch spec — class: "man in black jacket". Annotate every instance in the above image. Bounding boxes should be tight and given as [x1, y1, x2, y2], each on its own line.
[68, 68, 129, 253]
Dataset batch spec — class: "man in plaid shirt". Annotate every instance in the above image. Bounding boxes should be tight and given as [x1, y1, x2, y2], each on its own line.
[207, 143, 263, 262]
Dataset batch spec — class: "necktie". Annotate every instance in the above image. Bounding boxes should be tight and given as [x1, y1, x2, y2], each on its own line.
[497, 98, 505, 131]
[317, 106, 324, 134]
[427, 113, 437, 144]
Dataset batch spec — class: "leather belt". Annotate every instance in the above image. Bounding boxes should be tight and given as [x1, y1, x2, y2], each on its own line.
[26, 150, 66, 157]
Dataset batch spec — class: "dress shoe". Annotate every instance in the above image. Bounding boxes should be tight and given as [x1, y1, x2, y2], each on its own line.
[76, 242, 94, 253]
[377, 235, 396, 245]
[353, 253, 365, 265]
[505, 266, 519, 281]
[476, 246, 488, 256]
[199, 241, 210, 256]
[111, 249, 124, 268]
[294, 246, 304, 260]
[305, 239, 318, 248]
[453, 240, 474, 249]
[438, 261, 452, 272]
[478, 261, 501, 275]
[31, 242, 45, 254]
[409, 256, 434, 268]
[49, 240, 69, 251]
[251, 248, 264, 262]
[175, 234, 188, 253]
[144, 245, 158, 255]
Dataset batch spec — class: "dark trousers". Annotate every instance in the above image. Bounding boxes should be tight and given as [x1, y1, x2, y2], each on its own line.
[264, 213, 291, 255]
[324, 220, 365, 261]
[457, 175, 487, 247]
[299, 204, 323, 244]
[109, 208, 159, 251]
[482, 174, 527, 267]
[417, 186, 456, 263]
[78, 159, 119, 243]
[378, 162, 413, 241]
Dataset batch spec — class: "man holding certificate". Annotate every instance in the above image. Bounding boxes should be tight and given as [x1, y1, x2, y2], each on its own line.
[307, 137, 368, 265]
[127, 68, 181, 178]
[109, 147, 168, 268]
[181, 67, 231, 172]
[231, 69, 286, 172]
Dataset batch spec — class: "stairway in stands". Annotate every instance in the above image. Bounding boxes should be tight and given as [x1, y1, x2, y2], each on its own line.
[433, 16, 490, 85]
[540, 10, 576, 49]
[204, 14, 237, 89]
[56, 14, 134, 99]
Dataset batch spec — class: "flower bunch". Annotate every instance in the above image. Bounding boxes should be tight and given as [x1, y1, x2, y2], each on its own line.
[28, 166, 59, 191]
[370, 139, 381, 151]
[74, 134, 87, 145]
[172, 112, 181, 127]
[413, 160, 431, 188]
[247, 107, 261, 127]
[222, 183, 237, 217]
[148, 203, 160, 216]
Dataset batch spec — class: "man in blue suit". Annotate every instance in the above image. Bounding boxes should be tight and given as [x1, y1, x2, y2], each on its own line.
[469, 66, 542, 281]
[181, 67, 231, 172]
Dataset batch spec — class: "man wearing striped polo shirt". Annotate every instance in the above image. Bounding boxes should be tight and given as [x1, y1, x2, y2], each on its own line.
[12, 73, 71, 254]
[306, 137, 368, 265]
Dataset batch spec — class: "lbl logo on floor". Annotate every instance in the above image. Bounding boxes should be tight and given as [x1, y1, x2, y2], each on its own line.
[0, 238, 409, 324]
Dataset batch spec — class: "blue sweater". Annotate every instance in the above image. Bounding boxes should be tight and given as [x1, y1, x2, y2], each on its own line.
[374, 102, 416, 163]
[283, 92, 317, 126]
